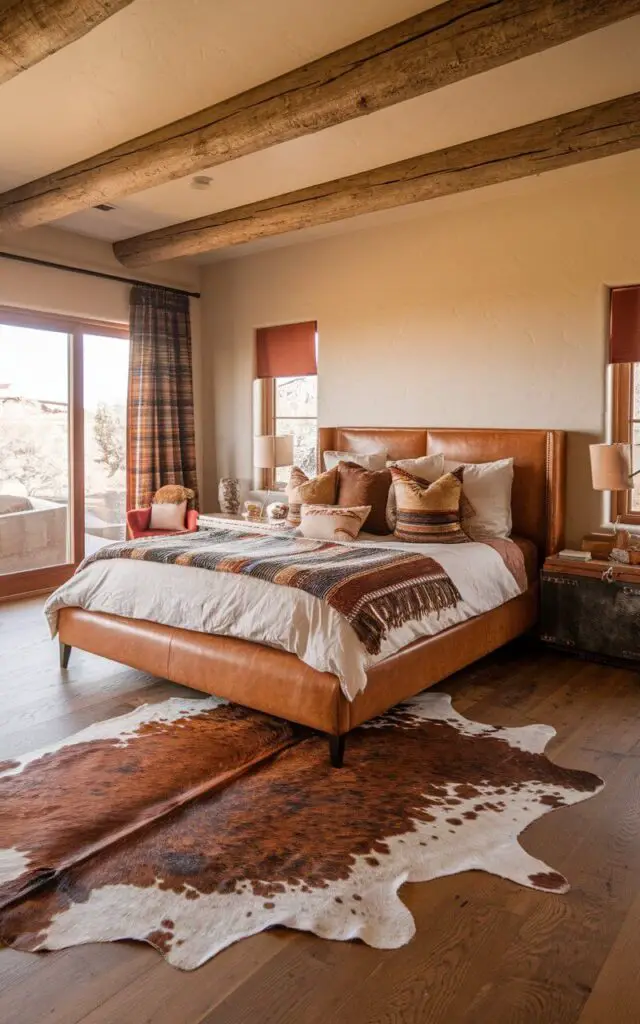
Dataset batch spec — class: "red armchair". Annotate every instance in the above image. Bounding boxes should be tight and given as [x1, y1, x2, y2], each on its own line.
[126, 507, 199, 539]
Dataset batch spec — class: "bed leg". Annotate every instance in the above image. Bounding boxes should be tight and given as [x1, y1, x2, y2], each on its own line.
[329, 734, 346, 769]
[59, 642, 72, 669]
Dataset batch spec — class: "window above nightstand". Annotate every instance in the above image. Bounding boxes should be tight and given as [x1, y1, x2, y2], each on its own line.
[608, 284, 640, 526]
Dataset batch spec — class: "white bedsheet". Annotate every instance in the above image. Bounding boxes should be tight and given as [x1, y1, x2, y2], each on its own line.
[44, 534, 523, 701]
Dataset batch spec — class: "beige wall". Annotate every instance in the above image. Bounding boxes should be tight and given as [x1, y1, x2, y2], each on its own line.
[0, 225, 199, 321]
[0, 226, 205, 490]
[201, 154, 640, 545]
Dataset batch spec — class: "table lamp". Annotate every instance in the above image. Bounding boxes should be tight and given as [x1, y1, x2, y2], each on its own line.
[253, 434, 294, 514]
[588, 443, 640, 556]
[589, 442, 635, 492]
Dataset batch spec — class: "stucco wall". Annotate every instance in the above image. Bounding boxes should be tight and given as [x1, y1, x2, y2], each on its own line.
[201, 153, 640, 545]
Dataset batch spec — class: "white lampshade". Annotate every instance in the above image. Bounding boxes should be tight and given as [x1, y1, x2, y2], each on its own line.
[589, 442, 632, 491]
[253, 434, 294, 470]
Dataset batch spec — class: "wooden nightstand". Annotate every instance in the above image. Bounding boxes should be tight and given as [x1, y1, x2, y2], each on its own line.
[198, 513, 291, 533]
[541, 555, 640, 664]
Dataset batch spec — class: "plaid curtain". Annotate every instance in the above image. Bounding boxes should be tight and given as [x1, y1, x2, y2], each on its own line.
[127, 285, 199, 510]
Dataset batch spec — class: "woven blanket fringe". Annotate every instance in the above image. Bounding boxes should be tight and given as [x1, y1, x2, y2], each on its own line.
[350, 577, 461, 655]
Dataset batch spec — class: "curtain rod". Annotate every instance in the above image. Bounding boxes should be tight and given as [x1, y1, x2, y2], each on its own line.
[0, 251, 201, 299]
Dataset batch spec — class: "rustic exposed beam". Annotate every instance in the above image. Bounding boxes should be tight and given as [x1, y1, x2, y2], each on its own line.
[0, 0, 134, 85]
[114, 92, 640, 266]
[2, 0, 640, 232]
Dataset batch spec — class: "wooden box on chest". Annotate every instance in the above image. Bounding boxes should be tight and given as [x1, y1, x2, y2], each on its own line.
[541, 556, 640, 664]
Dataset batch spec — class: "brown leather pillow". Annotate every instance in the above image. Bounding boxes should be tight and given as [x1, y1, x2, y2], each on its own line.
[336, 461, 392, 535]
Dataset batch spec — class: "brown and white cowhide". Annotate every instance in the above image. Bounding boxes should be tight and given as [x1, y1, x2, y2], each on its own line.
[0, 693, 603, 970]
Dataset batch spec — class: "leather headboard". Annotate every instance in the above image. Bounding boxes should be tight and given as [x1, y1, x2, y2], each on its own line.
[318, 427, 566, 556]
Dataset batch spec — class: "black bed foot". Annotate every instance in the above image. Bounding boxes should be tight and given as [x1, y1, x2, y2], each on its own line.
[329, 734, 346, 769]
[59, 642, 72, 669]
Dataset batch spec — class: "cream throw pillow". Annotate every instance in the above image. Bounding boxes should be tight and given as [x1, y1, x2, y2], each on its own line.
[443, 458, 514, 539]
[299, 504, 371, 542]
[385, 454, 445, 531]
[286, 466, 338, 525]
[149, 499, 187, 531]
[323, 450, 387, 472]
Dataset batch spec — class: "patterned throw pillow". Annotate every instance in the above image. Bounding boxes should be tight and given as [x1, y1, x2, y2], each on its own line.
[285, 466, 338, 526]
[390, 466, 469, 544]
[299, 504, 371, 542]
[385, 454, 445, 531]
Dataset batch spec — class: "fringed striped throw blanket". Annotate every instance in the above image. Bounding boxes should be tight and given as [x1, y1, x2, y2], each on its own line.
[82, 529, 462, 656]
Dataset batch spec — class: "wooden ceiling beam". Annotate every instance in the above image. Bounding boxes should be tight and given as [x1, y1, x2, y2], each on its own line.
[114, 92, 640, 266]
[0, 0, 134, 85]
[2, 0, 640, 231]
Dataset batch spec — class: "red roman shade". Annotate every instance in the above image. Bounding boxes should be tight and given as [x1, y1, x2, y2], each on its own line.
[609, 286, 640, 364]
[256, 321, 317, 378]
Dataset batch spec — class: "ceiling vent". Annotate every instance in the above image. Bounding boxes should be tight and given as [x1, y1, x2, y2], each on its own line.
[93, 203, 116, 212]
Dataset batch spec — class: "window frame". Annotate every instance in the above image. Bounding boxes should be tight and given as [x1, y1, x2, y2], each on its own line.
[0, 305, 128, 600]
[256, 375, 318, 490]
[610, 362, 640, 525]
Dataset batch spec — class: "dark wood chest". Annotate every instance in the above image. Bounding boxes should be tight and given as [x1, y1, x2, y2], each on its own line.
[541, 557, 640, 664]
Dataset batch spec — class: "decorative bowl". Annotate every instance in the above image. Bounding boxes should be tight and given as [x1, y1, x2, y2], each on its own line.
[267, 501, 288, 521]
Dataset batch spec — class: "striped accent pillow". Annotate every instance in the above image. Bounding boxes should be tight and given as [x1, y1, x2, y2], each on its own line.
[390, 466, 469, 544]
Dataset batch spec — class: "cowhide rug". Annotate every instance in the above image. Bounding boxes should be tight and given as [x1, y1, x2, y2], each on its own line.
[0, 693, 603, 970]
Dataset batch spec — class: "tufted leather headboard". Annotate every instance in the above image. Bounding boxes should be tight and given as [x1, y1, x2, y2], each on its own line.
[317, 427, 566, 557]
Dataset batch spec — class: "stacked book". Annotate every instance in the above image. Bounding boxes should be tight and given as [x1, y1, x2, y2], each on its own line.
[558, 549, 592, 562]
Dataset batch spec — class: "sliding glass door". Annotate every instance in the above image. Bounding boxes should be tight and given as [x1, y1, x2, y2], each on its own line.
[84, 334, 130, 551]
[0, 308, 129, 598]
[0, 324, 71, 577]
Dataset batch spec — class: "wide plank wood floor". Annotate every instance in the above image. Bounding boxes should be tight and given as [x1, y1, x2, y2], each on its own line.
[1, 596, 639, 1023]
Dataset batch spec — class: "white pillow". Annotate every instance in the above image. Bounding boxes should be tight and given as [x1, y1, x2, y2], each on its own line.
[299, 504, 371, 542]
[323, 449, 387, 472]
[385, 453, 445, 531]
[443, 458, 514, 539]
[149, 499, 187, 531]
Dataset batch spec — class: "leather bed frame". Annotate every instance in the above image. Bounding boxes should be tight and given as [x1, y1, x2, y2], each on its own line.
[58, 427, 566, 766]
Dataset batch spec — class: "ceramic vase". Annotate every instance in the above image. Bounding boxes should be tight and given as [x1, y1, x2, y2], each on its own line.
[218, 477, 240, 515]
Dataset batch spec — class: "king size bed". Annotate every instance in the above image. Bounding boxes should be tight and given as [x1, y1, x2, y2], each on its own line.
[46, 427, 565, 766]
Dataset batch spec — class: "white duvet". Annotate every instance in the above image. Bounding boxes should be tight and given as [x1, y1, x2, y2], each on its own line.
[45, 532, 524, 701]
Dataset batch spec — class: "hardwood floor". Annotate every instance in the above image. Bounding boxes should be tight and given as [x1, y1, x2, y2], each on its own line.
[1, 596, 639, 1024]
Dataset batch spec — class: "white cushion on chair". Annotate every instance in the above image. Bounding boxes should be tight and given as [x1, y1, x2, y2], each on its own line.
[149, 500, 187, 531]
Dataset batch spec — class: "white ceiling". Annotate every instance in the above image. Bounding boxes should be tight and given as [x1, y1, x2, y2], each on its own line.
[1, 0, 639, 261]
